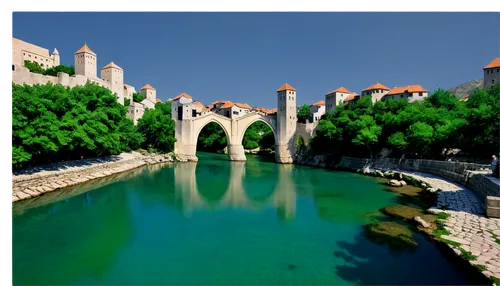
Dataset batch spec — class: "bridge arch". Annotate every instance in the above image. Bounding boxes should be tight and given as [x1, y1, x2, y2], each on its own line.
[234, 114, 278, 147]
[193, 117, 233, 147]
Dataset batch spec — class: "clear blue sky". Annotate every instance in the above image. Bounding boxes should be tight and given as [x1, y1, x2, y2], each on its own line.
[13, 12, 500, 108]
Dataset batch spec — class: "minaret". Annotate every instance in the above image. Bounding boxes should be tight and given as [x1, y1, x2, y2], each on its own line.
[52, 48, 60, 67]
[276, 83, 297, 164]
[74, 43, 97, 78]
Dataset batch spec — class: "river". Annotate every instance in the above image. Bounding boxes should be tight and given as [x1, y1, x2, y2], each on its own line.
[13, 152, 473, 285]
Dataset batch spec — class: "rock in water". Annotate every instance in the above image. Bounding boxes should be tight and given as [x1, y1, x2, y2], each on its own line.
[414, 216, 430, 228]
[375, 170, 384, 177]
[389, 179, 402, 187]
[399, 180, 407, 186]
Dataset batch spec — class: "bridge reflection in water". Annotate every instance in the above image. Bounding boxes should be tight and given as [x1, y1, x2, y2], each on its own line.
[172, 162, 296, 220]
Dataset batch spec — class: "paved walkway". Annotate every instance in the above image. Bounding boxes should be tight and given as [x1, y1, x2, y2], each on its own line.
[400, 170, 500, 280]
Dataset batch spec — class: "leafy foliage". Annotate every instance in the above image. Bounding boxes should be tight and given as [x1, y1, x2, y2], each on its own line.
[309, 86, 500, 159]
[13, 82, 141, 169]
[124, 98, 131, 106]
[132, 93, 145, 103]
[24, 60, 75, 76]
[136, 101, 176, 153]
[197, 120, 275, 152]
[297, 104, 312, 123]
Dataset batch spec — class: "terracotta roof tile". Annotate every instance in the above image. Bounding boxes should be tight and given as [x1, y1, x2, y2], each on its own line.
[172, 93, 192, 101]
[312, 100, 325, 106]
[484, 58, 500, 69]
[193, 101, 204, 107]
[235, 103, 251, 109]
[102, 61, 122, 70]
[156, 98, 162, 103]
[387, 85, 427, 95]
[326, 86, 351, 95]
[212, 100, 228, 105]
[362, 83, 390, 92]
[277, 83, 296, 92]
[75, 43, 96, 56]
[343, 93, 360, 102]
[220, 101, 235, 108]
[140, 84, 155, 90]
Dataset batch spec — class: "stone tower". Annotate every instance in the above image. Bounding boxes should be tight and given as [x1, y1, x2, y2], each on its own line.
[101, 62, 124, 104]
[483, 58, 500, 91]
[52, 48, 60, 66]
[140, 84, 157, 103]
[276, 83, 297, 163]
[74, 43, 97, 78]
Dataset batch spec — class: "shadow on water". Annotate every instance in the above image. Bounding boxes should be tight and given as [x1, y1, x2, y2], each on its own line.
[333, 224, 490, 285]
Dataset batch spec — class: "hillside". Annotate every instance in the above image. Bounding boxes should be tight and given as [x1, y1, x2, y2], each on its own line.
[448, 79, 483, 99]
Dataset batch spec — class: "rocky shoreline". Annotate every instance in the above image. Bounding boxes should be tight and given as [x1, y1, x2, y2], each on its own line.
[12, 152, 175, 203]
[295, 155, 500, 285]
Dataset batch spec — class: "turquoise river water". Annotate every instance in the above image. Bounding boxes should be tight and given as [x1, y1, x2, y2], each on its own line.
[13, 152, 474, 285]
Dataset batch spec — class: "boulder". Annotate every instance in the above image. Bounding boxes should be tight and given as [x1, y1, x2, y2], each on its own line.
[426, 207, 445, 214]
[375, 170, 384, 177]
[389, 179, 402, 187]
[414, 216, 430, 228]
[362, 166, 371, 174]
[399, 180, 407, 186]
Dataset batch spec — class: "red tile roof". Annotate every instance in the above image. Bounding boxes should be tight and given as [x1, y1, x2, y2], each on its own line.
[193, 101, 204, 107]
[220, 101, 235, 108]
[102, 61, 122, 70]
[387, 85, 427, 95]
[172, 93, 192, 101]
[75, 44, 96, 56]
[156, 98, 162, 103]
[277, 83, 296, 92]
[140, 84, 155, 90]
[362, 83, 390, 92]
[235, 103, 251, 109]
[484, 58, 500, 69]
[312, 100, 325, 106]
[343, 93, 359, 102]
[212, 100, 228, 105]
[327, 86, 351, 95]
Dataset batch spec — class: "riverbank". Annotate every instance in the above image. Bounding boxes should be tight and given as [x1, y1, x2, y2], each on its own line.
[12, 152, 175, 203]
[295, 154, 500, 284]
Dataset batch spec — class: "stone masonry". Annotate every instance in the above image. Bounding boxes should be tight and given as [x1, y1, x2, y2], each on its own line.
[12, 153, 174, 203]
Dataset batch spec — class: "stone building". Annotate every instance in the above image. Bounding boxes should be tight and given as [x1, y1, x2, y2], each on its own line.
[217, 101, 252, 119]
[12, 38, 158, 124]
[325, 86, 352, 113]
[361, 83, 390, 103]
[383, 85, 428, 102]
[276, 83, 297, 163]
[309, 100, 325, 122]
[127, 102, 145, 125]
[484, 58, 500, 91]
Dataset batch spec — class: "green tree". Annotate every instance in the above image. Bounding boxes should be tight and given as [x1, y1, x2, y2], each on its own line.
[133, 93, 145, 103]
[44, 64, 75, 76]
[297, 104, 311, 123]
[12, 82, 142, 169]
[197, 122, 227, 152]
[348, 115, 382, 158]
[124, 98, 131, 106]
[137, 101, 176, 153]
[24, 60, 44, 74]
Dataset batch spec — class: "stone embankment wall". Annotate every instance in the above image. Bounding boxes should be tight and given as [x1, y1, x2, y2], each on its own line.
[12, 154, 174, 203]
[296, 154, 499, 211]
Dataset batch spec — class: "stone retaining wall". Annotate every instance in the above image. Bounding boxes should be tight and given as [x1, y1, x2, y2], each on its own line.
[12, 154, 174, 203]
[334, 156, 499, 211]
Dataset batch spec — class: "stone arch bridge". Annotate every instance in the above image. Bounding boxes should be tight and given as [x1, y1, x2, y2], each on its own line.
[172, 83, 299, 163]
[174, 112, 278, 162]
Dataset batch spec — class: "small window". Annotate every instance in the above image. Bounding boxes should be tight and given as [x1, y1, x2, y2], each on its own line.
[23, 53, 25, 55]
[419, 92, 423, 96]
[400, 94, 403, 98]
[497, 68, 499, 73]
[493, 79, 496, 85]
[12, 65, 15, 71]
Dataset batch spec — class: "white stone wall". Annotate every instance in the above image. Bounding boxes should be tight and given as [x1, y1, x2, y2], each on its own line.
[383, 92, 428, 102]
[325, 91, 350, 113]
[127, 102, 144, 125]
[123, 84, 135, 102]
[12, 38, 58, 68]
[361, 89, 389, 104]
[75, 52, 97, 79]
[484, 68, 500, 90]
[309, 105, 325, 122]
[100, 67, 124, 105]
[141, 89, 156, 103]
